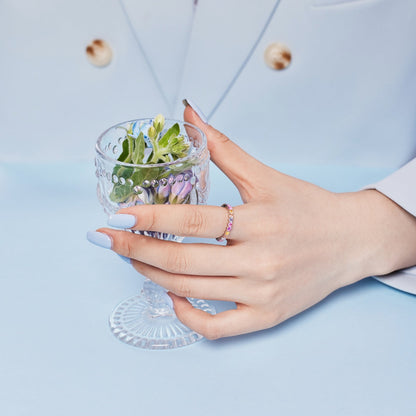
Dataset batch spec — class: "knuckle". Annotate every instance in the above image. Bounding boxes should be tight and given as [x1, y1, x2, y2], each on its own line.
[142, 207, 157, 231]
[200, 319, 222, 340]
[211, 131, 232, 152]
[180, 207, 206, 236]
[217, 133, 230, 145]
[174, 277, 192, 298]
[118, 234, 136, 259]
[253, 255, 279, 282]
[165, 248, 189, 274]
[260, 262, 277, 281]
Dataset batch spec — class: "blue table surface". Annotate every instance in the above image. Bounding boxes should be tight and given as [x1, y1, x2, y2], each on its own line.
[0, 161, 415, 416]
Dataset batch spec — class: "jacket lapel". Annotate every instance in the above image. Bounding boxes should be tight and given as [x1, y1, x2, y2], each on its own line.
[121, 0, 279, 118]
[178, 0, 279, 119]
[120, 0, 197, 116]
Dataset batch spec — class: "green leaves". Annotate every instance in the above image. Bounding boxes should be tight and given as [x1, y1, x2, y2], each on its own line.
[117, 136, 130, 162]
[110, 183, 134, 203]
[117, 132, 145, 165]
[109, 115, 193, 204]
[132, 132, 145, 165]
[158, 123, 179, 148]
[149, 122, 189, 164]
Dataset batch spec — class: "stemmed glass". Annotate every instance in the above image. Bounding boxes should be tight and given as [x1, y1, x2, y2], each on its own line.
[95, 118, 215, 349]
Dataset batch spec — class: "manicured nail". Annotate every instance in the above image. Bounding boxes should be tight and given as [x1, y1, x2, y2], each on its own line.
[183, 98, 208, 123]
[118, 254, 131, 264]
[108, 214, 136, 229]
[86, 231, 112, 249]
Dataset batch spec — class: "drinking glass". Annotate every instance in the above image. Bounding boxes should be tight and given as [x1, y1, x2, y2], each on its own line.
[95, 118, 215, 349]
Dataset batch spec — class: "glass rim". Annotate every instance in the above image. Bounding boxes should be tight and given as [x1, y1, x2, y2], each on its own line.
[96, 118, 207, 168]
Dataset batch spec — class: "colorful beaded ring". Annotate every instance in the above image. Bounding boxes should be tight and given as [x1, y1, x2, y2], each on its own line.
[216, 203, 234, 242]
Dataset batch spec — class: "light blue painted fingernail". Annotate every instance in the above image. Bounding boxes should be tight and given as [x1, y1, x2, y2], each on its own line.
[108, 214, 136, 229]
[118, 254, 131, 264]
[183, 98, 208, 123]
[86, 231, 112, 249]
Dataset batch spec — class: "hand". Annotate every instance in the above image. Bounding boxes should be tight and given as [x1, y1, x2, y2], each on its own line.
[95, 106, 416, 340]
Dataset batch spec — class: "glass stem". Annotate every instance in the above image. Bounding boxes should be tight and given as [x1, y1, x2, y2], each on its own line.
[142, 279, 174, 317]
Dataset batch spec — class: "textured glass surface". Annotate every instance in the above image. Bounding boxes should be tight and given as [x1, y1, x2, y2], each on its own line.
[109, 294, 215, 350]
[95, 118, 215, 349]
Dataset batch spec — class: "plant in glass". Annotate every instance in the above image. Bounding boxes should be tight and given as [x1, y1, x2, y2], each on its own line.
[95, 115, 215, 349]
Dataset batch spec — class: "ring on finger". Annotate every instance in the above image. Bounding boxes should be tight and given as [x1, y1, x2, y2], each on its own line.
[216, 203, 234, 242]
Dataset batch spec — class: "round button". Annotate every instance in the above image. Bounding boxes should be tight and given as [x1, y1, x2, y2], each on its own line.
[86, 39, 113, 67]
[264, 42, 292, 70]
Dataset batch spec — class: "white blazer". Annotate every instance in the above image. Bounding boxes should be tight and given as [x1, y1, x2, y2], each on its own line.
[1, 0, 415, 290]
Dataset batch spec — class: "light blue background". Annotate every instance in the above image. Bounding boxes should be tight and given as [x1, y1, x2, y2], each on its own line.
[1, 0, 416, 413]
[1, 162, 415, 415]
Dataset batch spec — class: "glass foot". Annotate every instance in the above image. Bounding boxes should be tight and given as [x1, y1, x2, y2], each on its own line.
[109, 294, 216, 349]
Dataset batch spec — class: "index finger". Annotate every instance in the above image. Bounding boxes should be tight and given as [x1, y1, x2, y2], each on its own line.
[108, 204, 243, 240]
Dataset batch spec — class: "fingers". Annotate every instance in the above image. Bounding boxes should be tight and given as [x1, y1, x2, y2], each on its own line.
[170, 294, 262, 340]
[183, 105, 267, 201]
[114, 203, 244, 240]
[97, 228, 245, 276]
[132, 260, 248, 303]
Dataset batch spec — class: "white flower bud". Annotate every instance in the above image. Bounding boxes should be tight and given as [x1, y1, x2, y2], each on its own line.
[153, 114, 165, 132]
[148, 126, 157, 139]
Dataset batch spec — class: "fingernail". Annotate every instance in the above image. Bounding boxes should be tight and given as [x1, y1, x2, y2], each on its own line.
[86, 231, 112, 249]
[108, 214, 136, 229]
[183, 98, 208, 123]
[118, 254, 131, 264]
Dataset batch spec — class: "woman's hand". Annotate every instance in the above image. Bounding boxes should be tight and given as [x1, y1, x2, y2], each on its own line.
[93, 106, 416, 340]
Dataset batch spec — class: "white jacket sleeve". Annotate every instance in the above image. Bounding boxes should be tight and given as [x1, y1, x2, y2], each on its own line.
[365, 157, 416, 287]
[366, 157, 416, 218]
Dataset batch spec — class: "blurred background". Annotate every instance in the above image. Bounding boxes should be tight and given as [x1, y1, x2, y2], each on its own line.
[2, 0, 415, 167]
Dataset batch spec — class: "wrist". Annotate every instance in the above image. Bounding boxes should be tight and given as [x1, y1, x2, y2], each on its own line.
[340, 190, 416, 280]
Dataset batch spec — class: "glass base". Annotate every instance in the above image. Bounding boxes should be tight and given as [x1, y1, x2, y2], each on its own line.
[109, 294, 216, 349]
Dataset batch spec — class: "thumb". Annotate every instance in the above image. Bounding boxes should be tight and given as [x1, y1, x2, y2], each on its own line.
[183, 100, 265, 200]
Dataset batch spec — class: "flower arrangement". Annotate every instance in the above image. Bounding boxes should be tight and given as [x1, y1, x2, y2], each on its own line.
[110, 115, 196, 206]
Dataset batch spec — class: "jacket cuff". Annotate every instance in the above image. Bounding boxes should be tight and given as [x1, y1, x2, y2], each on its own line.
[364, 157, 416, 281]
[363, 157, 416, 218]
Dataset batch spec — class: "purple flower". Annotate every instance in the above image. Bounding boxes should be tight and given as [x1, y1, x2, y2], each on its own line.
[178, 181, 192, 200]
[154, 181, 171, 204]
[169, 172, 193, 204]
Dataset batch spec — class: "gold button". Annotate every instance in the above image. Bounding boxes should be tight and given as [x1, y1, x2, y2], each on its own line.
[264, 42, 291, 70]
[86, 39, 113, 67]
